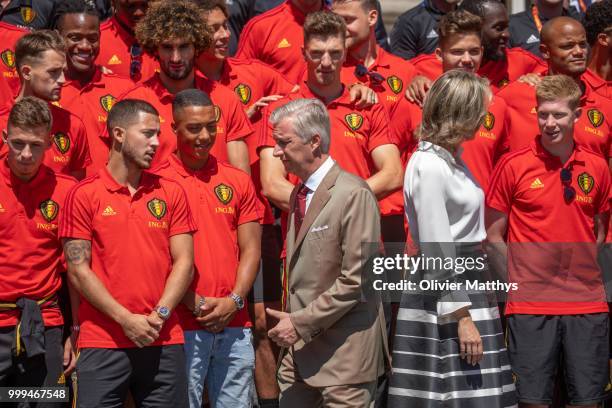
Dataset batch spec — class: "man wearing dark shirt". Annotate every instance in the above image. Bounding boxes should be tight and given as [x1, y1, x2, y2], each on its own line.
[0, 0, 55, 29]
[509, 0, 580, 57]
[389, 0, 459, 60]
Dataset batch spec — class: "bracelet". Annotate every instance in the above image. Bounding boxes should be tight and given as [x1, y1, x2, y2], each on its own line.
[193, 296, 205, 317]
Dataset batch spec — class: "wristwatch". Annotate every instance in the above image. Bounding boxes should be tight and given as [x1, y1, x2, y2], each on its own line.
[193, 296, 205, 317]
[229, 293, 244, 310]
[154, 305, 171, 321]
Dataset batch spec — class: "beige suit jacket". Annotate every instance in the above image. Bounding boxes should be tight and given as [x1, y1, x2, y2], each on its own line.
[286, 163, 389, 387]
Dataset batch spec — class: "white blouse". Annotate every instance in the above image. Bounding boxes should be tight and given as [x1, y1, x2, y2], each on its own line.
[404, 141, 486, 315]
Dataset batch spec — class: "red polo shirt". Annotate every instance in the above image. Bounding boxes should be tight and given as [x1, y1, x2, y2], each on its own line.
[59, 68, 136, 175]
[411, 48, 547, 93]
[119, 73, 253, 169]
[0, 103, 92, 175]
[59, 168, 197, 348]
[582, 68, 612, 100]
[0, 160, 76, 327]
[0, 22, 26, 107]
[236, 1, 318, 84]
[497, 74, 612, 158]
[487, 140, 610, 315]
[96, 16, 158, 82]
[341, 47, 417, 114]
[156, 154, 262, 330]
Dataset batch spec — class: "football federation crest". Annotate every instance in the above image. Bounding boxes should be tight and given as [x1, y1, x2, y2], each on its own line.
[39, 199, 59, 222]
[53, 133, 70, 154]
[214, 184, 233, 205]
[386, 76, 403, 94]
[577, 172, 594, 195]
[587, 109, 604, 128]
[498, 78, 509, 88]
[483, 112, 495, 131]
[1, 50, 15, 69]
[214, 105, 221, 123]
[100, 94, 116, 113]
[234, 84, 251, 104]
[147, 198, 167, 220]
[345, 113, 363, 131]
[21, 6, 36, 24]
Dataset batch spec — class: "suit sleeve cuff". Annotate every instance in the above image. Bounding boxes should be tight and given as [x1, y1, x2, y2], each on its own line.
[289, 310, 321, 344]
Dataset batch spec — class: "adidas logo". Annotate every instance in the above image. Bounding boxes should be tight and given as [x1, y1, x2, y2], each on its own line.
[102, 205, 117, 216]
[107, 55, 122, 65]
[277, 38, 291, 48]
[530, 107, 537, 114]
[526, 34, 539, 44]
[530, 178, 544, 189]
[426, 29, 438, 39]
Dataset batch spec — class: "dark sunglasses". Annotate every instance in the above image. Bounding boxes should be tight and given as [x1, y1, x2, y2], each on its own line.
[354, 64, 385, 84]
[130, 44, 142, 79]
[560, 167, 575, 203]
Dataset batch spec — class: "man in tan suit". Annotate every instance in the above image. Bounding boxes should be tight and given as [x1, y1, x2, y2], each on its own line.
[266, 98, 388, 407]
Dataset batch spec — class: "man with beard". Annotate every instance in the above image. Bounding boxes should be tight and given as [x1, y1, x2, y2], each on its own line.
[583, 0, 612, 100]
[96, 0, 157, 81]
[406, 0, 546, 104]
[55, 0, 137, 175]
[0, 30, 91, 179]
[497, 17, 611, 161]
[60, 99, 196, 408]
[120, 0, 252, 171]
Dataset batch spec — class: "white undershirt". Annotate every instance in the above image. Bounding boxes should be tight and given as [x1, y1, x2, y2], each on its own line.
[303, 156, 335, 212]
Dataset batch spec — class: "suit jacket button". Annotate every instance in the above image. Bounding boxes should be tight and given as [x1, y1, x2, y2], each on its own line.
[290, 288, 295, 294]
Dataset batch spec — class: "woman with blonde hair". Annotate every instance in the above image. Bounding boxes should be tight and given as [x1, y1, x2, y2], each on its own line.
[388, 70, 517, 408]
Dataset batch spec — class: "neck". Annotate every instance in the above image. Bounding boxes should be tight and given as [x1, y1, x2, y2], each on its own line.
[588, 47, 612, 81]
[535, 0, 564, 19]
[177, 151, 209, 171]
[349, 34, 379, 68]
[16, 84, 37, 101]
[297, 154, 329, 182]
[290, 0, 323, 15]
[66, 65, 97, 85]
[159, 69, 195, 94]
[106, 151, 142, 193]
[197, 56, 225, 81]
[305, 78, 343, 105]
[543, 138, 574, 163]
[431, 0, 455, 13]
[547, 66, 584, 90]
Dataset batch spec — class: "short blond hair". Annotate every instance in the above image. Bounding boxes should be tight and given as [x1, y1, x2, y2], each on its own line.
[536, 74, 582, 110]
[418, 70, 491, 152]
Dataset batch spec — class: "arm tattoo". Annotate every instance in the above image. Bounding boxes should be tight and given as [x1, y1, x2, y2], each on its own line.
[64, 239, 92, 265]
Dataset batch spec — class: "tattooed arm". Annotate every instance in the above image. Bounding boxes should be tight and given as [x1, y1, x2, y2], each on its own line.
[63, 239, 161, 347]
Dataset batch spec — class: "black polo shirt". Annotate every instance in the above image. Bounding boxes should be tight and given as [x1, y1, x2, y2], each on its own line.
[0, 0, 55, 29]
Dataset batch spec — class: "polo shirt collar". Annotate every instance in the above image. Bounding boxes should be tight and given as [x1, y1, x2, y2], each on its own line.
[111, 15, 136, 39]
[99, 166, 159, 193]
[299, 81, 351, 106]
[345, 45, 390, 70]
[0, 158, 49, 188]
[530, 137, 581, 165]
[167, 153, 218, 178]
[143, 72, 210, 102]
[583, 69, 606, 93]
[63, 66, 105, 91]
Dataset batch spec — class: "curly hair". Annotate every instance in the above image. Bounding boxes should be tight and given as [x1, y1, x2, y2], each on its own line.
[584, 0, 612, 46]
[135, 0, 212, 55]
[191, 0, 229, 17]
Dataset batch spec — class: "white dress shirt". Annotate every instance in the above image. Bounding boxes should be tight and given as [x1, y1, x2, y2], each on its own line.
[404, 141, 486, 315]
[303, 156, 335, 212]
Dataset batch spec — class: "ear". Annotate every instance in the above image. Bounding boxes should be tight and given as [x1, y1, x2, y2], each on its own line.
[574, 107, 582, 122]
[310, 133, 322, 152]
[434, 47, 443, 62]
[171, 121, 177, 134]
[1, 129, 7, 145]
[19, 64, 32, 81]
[596, 32, 609, 48]
[368, 8, 378, 28]
[111, 126, 126, 145]
[540, 44, 550, 61]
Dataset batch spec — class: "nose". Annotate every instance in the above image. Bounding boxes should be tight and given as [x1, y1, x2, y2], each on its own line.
[198, 128, 212, 144]
[220, 26, 230, 41]
[20, 144, 32, 160]
[460, 51, 472, 64]
[544, 114, 556, 128]
[150, 133, 160, 149]
[320, 51, 333, 67]
[77, 38, 93, 52]
[171, 48, 181, 62]
[500, 28, 510, 41]
[57, 70, 66, 85]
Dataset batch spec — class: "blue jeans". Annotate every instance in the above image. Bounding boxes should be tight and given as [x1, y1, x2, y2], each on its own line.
[184, 327, 255, 408]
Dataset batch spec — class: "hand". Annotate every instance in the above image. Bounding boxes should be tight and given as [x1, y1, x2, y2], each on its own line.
[120, 313, 160, 348]
[99, 65, 114, 75]
[266, 308, 300, 348]
[195, 297, 237, 333]
[349, 83, 378, 108]
[146, 310, 164, 331]
[63, 335, 77, 375]
[457, 315, 483, 366]
[405, 75, 432, 107]
[518, 73, 542, 87]
[246, 95, 284, 118]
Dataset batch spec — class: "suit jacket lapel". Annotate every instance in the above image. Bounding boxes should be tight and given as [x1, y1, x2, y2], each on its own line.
[289, 164, 340, 265]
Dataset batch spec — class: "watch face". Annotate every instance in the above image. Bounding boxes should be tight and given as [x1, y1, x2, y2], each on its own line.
[158, 306, 170, 318]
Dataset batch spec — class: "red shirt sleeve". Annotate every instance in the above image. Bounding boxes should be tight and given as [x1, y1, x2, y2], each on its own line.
[389, 98, 416, 153]
[486, 156, 516, 214]
[266, 66, 296, 95]
[224, 94, 254, 143]
[166, 180, 197, 237]
[59, 182, 94, 241]
[235, 20, 260, 61]
[237, 174, 264, 225]
[69, 115, 92, 172]
[366, 103, 393, 152]
[595, 162, 611, 215]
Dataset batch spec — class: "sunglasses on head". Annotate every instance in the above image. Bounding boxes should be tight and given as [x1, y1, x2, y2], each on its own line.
[560, 167, 576, 203]
[130, 44, 142, 79]
[354, 64, 385, 84]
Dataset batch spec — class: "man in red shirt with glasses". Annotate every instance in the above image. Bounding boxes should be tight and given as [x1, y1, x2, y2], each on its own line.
[96, 0, 157, 82]
[486, 74, 611, 408]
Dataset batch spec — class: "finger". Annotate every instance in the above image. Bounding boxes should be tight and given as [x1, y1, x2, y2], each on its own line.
[476, 341, 484, 364]
[406, 89, 416, 102]
[460, 341, 466, 359]
[63, 345, 71, 366]
[266, 308, 283, 319]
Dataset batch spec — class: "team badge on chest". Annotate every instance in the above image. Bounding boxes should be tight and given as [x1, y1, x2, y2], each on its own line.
[39, 199, 59, 222]
[147, 198, 167, 220]
[345, 113, 363, 131]
[577, 172, 594, 195]
[100, 94, 116, 113]
[587, 109, 604, 128]
[386, 76, 403, 94]
[214, 184, 233, 205]
[234, 84, 251, 104]
[53, 133, 70, 154]
[483, 112, 495, 131]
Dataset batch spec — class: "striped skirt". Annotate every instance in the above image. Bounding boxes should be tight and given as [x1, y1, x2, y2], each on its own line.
[388, 269, 517, 407]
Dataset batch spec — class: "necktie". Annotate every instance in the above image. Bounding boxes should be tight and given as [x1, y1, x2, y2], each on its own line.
[294, 184, 310, 236]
